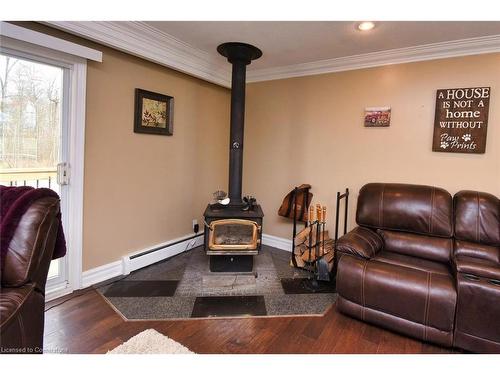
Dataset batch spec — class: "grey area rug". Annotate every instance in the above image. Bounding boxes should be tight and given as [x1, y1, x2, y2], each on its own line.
[98, 245, 337, 320]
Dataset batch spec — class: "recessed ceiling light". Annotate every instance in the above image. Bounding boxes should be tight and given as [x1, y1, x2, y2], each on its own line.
[357, 21, 376, 31]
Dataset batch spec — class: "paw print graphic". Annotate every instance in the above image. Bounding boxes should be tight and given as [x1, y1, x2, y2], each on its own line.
[462, 133, 472, 142]
[440, 141, 449, 149]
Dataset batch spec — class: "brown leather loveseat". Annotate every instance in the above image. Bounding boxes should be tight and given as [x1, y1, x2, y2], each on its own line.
[0, 196, 61, 354]
[336, 183, 500, 353]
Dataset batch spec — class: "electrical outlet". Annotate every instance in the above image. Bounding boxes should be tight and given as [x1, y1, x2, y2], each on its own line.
[192, 219, 199, 233]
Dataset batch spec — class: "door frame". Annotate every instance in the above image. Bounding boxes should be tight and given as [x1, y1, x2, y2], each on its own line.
[1, 35, 89, 300]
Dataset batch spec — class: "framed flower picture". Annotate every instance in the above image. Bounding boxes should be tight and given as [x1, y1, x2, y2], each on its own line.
[134, 88, 174, 135]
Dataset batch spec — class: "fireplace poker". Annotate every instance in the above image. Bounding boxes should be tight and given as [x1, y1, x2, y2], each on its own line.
[323, 206, 327, 247]
[315, 204, 322, 278]
[308, 205, 315, 264]
[316, 204, 322, 261]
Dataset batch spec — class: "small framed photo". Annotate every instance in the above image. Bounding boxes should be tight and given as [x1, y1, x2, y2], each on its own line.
[134, 88, 174, 135]
[364, 106, 391, 127]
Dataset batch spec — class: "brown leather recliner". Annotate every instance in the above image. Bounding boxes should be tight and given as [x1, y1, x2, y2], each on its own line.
[0, 196, 61, 354]
[336, 183, 500, 353]
[336, 183, 457, 348]
[453, 190, 500, 353]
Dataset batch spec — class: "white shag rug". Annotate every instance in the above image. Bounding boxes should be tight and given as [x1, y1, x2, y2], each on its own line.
[108, 329, 194, 354]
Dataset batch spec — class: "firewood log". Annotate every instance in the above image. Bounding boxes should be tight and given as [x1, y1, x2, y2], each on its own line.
[294, 228, 330, 244]
[295, 239, 333, 262]
[294, 226, 311, 244]
[292, 224, 335, 268]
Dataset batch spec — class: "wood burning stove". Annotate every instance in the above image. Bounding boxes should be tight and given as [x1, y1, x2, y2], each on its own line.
[203, 42, 264, 272]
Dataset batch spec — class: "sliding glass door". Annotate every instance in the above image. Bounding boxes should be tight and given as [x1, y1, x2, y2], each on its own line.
[0, 52, 69, 289]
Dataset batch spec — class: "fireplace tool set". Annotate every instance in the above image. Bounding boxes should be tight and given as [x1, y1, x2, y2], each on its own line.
[286, 186, 349, 287]
[300, 204, 333, 273]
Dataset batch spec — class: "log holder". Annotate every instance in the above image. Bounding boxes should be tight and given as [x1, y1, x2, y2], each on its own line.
[290, 187, 349, 290]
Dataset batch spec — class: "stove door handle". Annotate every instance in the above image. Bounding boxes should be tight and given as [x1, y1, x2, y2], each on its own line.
[204, 220, 213, 231]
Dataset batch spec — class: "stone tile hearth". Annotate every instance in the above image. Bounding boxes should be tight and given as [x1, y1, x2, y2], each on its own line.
[98, 245, 336, 319]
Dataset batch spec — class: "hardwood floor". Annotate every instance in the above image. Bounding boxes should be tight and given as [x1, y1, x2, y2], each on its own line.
[43, 289, 455, 354]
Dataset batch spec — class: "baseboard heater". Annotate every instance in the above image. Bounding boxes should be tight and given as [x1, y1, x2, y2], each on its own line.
[122, 233, 204, 274]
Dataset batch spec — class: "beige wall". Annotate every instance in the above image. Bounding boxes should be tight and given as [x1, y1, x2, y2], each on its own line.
[16, 23, 230, 270]
[83, 48, 229, 270]
[13, 24, 500, 267]
[244, 53, 500, 239]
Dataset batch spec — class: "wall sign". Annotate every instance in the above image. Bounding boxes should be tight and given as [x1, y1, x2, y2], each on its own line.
[432, 87, 490, 154]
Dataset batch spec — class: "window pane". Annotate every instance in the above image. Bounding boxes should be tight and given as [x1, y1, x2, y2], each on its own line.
[47, 259, 60, 279]
[1, 54, 65, 284]
[0, 54, 63, 194]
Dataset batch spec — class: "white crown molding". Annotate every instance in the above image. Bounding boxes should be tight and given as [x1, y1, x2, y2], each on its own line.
[44, 21, 231, 87]
[43, 22, 500, 86]
[247, 35, 500, 82]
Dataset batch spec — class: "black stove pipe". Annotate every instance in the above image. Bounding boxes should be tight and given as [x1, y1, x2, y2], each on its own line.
[217, 42, 262, 205]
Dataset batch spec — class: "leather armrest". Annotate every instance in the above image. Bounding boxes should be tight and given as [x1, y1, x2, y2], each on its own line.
[2, 197, 60, 288]
[0, 284, 36, 330]
[454, 255, 500, 281]
[0, 283, 45, 352]
[336, 226, 383, 259]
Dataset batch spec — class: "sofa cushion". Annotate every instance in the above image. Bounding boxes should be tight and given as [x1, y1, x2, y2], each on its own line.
[378, 230, 453, 264]
[356, 183, 453, 237]
[454, 190, 500, 246]
[454, 255, 500, 280]
[337, 254, 456, 333]
[374, 251, 451, 276]
[454, 239, 500, 264]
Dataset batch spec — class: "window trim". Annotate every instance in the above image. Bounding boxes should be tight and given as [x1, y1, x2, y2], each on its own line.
[0, 21, 102, 62]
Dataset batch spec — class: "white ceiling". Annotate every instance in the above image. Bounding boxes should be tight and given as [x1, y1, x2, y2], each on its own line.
[144, 21, 500, 70]
[45, 21, 500, 87]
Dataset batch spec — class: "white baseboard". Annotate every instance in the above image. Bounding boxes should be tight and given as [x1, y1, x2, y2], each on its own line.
[123, 233, 204, 274]
[68, 232, 289, 297]
[262, 233, 292, 252]
[80, 233, 203, 289]
[45, 282, 73, 302]
[81, 259, 123, 288]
